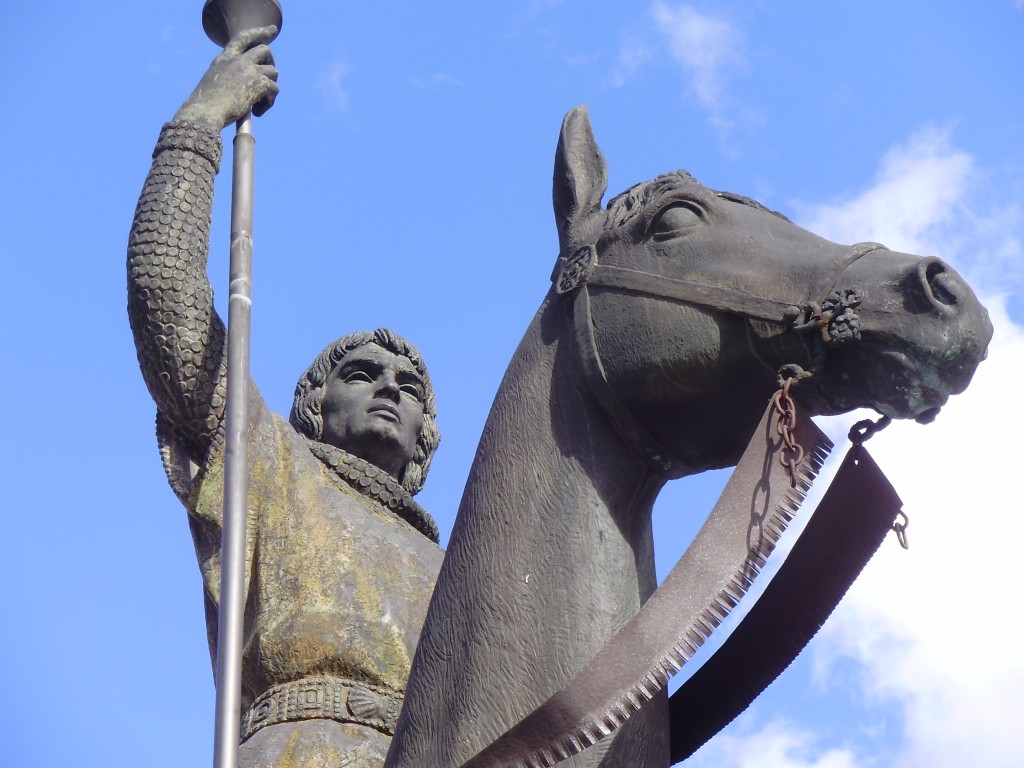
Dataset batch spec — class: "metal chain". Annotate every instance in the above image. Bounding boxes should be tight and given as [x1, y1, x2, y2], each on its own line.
[848, 414, 891, 445]
[772, 372, 906, 547]
[771, 377, 804, 488]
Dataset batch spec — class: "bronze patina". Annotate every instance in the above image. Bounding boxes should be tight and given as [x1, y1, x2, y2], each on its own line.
[127, 25, 441, 768]
[128, 25, 993, 768]
[385, 108, 992, 767]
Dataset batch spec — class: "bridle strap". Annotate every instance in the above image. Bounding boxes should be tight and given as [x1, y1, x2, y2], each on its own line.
[572, 286, 692, 475]
[588, 264, 799, 324]
[565, 241, 885, 326]
[559, 241, 885, 475]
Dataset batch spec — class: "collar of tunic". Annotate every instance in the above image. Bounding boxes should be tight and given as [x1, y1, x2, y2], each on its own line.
[303, 438, 440, 543]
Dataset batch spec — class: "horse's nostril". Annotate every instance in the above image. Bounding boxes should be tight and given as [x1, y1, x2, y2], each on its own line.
[918, 258, 959, 312]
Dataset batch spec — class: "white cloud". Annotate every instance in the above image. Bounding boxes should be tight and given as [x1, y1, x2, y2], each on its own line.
[612, 36, 655, 87]
[317, 59, 349, 110]
[612, 4, 750, 137]
[650, 3, 745, 114]
[794, 125, 1023, 305]
[797, 131, 1024, 767]
[794, 126, 974, 254]
[688, 718, 863, 768]
[812, 301, 1024, 768]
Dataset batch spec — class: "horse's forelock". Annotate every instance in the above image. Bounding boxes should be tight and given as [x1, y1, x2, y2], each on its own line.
[603, 170, 790, 231]
[605, 170, 699, 229]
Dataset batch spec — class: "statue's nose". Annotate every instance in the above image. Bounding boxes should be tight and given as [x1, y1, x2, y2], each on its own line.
[376, 371, 401, 400]
[914, 257, 964, 316]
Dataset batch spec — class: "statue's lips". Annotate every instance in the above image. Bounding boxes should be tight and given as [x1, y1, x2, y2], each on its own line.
[368, 403, 401, 422]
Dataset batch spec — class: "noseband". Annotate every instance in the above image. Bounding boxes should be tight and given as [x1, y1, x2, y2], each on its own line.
[553, 241, 883, 475]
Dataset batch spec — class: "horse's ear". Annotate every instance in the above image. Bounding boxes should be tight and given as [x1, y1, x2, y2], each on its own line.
[553, 106, 608, 256]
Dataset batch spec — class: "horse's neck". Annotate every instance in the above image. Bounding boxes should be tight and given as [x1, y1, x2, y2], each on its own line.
[391, 301, 670, 767]
[454, 300, 666, 625]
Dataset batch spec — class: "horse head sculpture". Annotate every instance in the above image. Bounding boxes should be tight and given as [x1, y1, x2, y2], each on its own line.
[386, 108, 992, 768]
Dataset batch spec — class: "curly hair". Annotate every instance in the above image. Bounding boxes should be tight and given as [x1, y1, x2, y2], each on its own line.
[289, 329, 439, 495]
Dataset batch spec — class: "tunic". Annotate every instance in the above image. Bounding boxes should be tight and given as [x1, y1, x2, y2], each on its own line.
[166, 387, 444, 767]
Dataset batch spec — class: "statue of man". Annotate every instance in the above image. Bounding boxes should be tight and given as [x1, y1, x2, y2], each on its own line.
[126, 28, 443, 768]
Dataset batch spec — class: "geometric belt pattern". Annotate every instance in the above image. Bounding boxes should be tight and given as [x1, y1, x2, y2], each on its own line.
[241, 675, 403, 742]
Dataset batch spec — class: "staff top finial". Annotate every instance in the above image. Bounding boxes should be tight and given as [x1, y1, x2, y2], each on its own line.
[202, 0, 282, 47]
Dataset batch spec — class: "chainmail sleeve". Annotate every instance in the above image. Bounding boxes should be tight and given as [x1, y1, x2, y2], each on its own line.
[127, 119, 227, 466]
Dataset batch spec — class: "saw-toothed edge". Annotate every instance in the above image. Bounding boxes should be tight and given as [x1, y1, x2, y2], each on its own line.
[667, 444, 902, 763]
[457, 405, 832, 768]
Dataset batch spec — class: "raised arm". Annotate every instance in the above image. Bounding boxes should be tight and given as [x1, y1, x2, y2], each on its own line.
[127, 28, 279, 465]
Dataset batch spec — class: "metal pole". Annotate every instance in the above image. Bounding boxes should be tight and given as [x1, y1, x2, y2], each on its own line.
[212, 112, 256, 768]
[199, 4, 280, 765]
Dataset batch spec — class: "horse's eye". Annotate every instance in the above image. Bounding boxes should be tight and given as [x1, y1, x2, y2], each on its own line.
[650, 203, 703, 241]
[652, 203, 703, 238]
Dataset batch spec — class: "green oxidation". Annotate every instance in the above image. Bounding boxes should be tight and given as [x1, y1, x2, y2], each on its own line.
[241, 721, 388, 767]
[186, 402, 441, 766]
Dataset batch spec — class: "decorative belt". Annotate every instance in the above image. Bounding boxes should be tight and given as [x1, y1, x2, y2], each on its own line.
[241, 675, 403, 742]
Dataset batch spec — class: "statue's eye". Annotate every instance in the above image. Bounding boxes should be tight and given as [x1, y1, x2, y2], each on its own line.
[400, 382, 423, 401]
[343, 369, 374, 384]
[650, 202, 703, 241]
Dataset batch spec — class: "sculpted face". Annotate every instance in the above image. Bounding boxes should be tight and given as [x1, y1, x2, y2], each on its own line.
[320, 343, 425, 477]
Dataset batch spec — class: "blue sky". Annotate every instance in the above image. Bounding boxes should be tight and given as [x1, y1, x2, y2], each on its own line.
[3, 2, 1023, 766]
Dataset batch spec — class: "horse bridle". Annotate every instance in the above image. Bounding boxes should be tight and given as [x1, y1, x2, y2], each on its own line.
[552, 240, 886, 475]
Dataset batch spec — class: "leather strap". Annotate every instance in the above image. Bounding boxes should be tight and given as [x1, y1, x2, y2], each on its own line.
[457, 403, 833, 768]
[572, 286, 693, 476]
[668, 445, 902, 762]
[589, 264, 799, 324]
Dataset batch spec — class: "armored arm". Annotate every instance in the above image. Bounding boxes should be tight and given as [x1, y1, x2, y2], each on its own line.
[127, 28, 278, 464]
[128, 118, 225, 462]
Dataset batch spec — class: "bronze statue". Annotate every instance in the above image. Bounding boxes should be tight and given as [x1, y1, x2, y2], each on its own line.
[129, 24, 994, 768]
[385, 109, 993, 767]
[127, 29, 441, 768]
